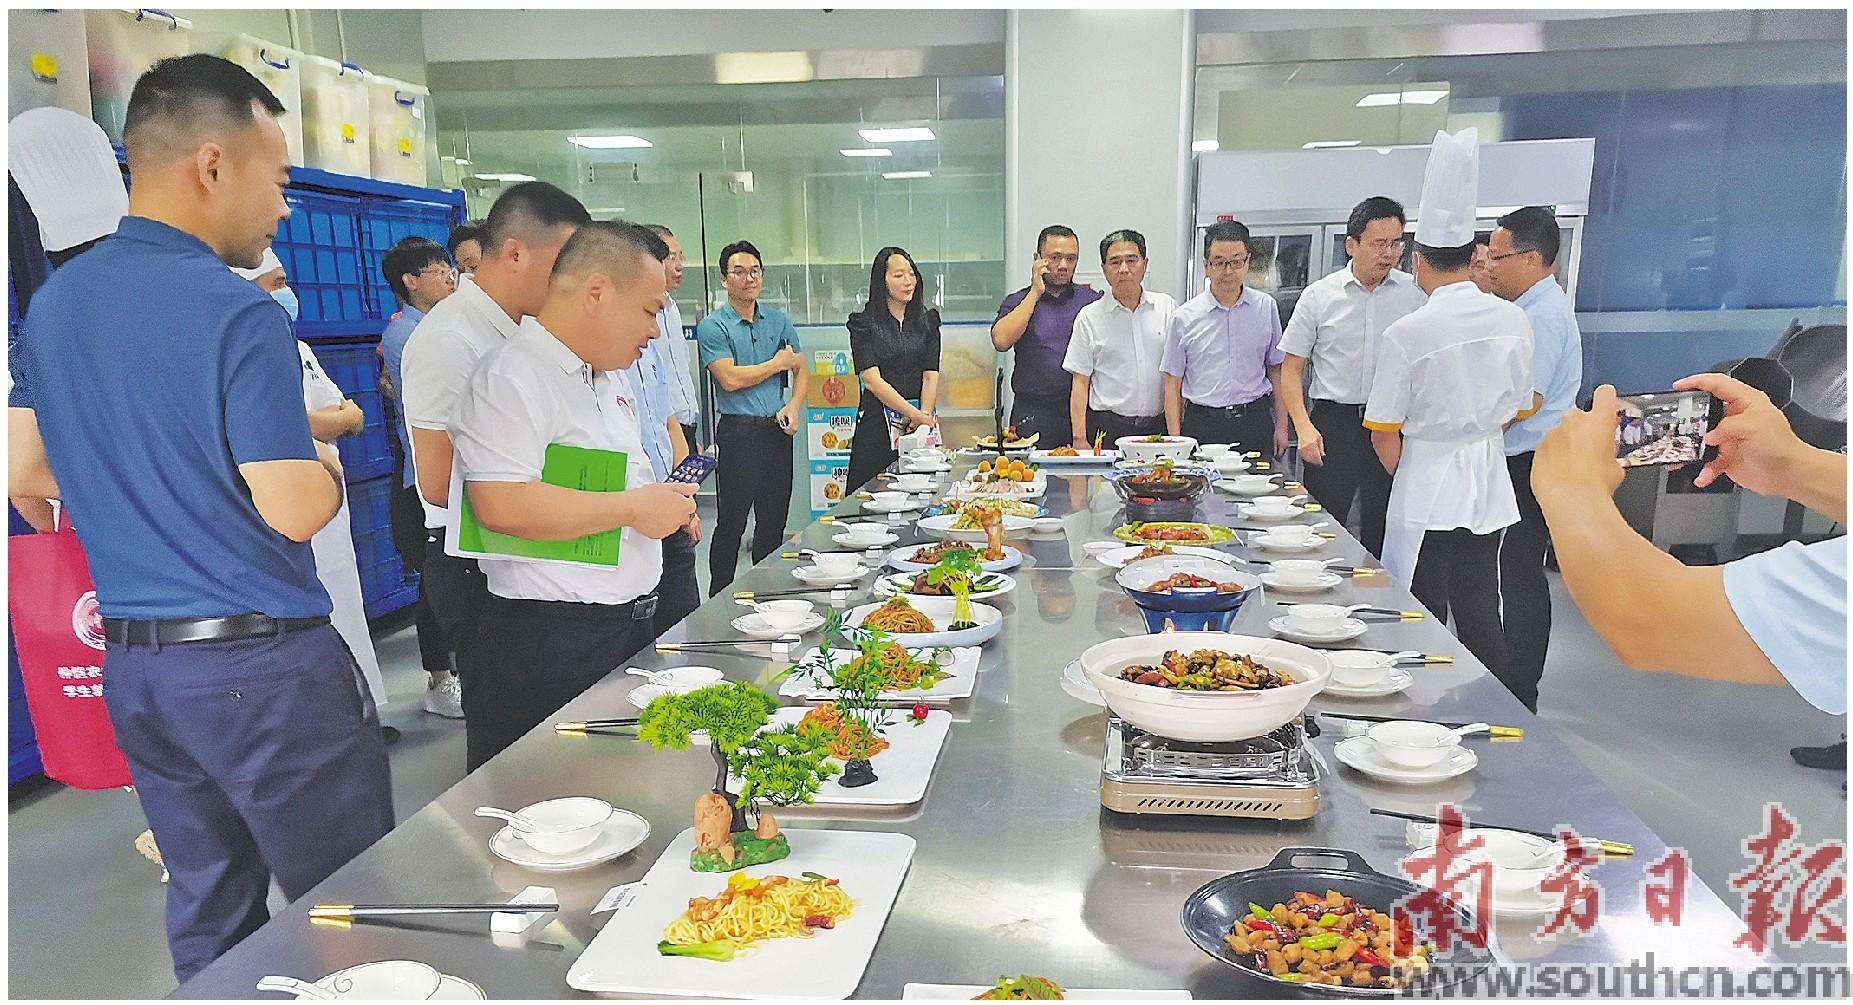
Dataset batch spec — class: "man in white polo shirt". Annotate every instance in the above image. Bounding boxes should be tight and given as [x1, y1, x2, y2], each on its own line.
[1064, 228, 1174, 448]
[401, 182, 590, 670]
[450, 221, 698, 768]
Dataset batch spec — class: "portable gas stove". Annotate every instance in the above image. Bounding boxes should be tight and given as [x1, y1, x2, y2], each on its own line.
[1101, 714, 1320, 819]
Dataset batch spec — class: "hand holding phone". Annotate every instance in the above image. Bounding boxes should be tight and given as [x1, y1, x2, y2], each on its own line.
[666, 453, 717, 485]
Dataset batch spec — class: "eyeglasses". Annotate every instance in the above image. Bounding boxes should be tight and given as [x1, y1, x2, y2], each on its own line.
[417, 265, 459, 282]
[1356, 238, 1405, 253]
[726, 266, 764, 279]
[1488, 249, 1534, 263]
[1206, 257, 1250, 272]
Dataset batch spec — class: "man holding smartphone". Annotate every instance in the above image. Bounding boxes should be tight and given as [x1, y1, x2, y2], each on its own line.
[1483, 206, 1584, 711]
[992, 225, 1102, 445]
[699, 240, 806, 593]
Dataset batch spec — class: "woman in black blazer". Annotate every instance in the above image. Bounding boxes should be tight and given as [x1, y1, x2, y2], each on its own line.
[845, 246, 941, 492]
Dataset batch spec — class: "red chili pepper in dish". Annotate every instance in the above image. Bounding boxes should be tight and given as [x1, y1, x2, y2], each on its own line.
[1353, 947, 1389, 967]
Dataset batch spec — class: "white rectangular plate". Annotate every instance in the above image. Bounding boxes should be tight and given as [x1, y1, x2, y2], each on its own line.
[728, 707, 951, 807]
[780, 646, 980, 703]
[903, 984, 1190, 999]
[568, 828, 916, 999]
[1028, 449, 1120, 465]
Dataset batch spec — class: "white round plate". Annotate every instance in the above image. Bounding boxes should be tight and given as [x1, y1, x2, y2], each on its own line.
[1268, 615, 1368, 644]
[1216, 480, 1282, 497]
[862, 496, 924, 514]
[874, 570, 1016, 600]
[1259, 571, 1344, 594]
[489, 809, 651, 872]
[792, 564, 871, 586]
[916, 512, 1036, 540]
[831, 531, 897, 549]
[1333, 736, 1478, 785]
[731, 612, 826, 638]
[1237, 503, 1309, 523]
[887, 543, 1023, 573]
[846, 597, 1005, 647]
[429, 975, 487, 1000]
[1095, 544, 1237, 570]
[1061, 657, 1104, 707]
[1321, 666, 1415, 698]
[1250, 534, 1328, 554]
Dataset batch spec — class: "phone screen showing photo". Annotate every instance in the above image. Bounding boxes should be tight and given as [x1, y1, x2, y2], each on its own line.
[1615, 389, 1715, 468]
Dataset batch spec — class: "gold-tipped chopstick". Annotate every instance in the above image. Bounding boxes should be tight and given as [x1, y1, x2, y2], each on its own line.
[309, 902, 558, 928]
[1321, 712, 1519, 738]
[555, 716, 639, 735]
[1368, 808, 1632, 856]
[731, 587, 851, 600]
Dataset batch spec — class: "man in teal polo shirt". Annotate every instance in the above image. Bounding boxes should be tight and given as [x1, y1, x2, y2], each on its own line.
[697, 239, 806, 593]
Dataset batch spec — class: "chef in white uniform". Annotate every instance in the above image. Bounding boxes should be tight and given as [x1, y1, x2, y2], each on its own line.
[232, 250, 390, 712]
[1362, 128, 1536, 678]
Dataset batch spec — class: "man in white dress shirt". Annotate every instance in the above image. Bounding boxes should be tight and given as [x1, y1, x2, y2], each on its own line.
[1278, 197, 1427, 558]
[401, 182, 590, 667]
[1363, 129, 1535, 679]
[450, 221, 698, 768]
[1064, 229, 1175, 448]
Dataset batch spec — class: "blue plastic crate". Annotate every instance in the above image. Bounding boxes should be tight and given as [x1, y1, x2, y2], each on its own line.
[345, 474, 414, 616]
[276, 189, 367, 326]
[307, 341, 395, 482]
[358, 197, 459, 319]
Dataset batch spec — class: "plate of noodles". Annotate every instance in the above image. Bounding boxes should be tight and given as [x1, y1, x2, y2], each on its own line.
[847, 595, 1005, 649]
[726, 706, 953, 808]
[780, 643, 982, 703]
[902, 981, 1191, 999]
[566, 828, 916, 999]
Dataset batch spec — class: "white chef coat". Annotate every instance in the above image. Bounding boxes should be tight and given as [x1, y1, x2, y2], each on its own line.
[1363, 281, 1534, 584]
[451, 325, 663, 606]
[1278, 265, 1427, 404]
[296, 341, 388, 709]
[1063, 288, 1175, 418]
[401, 274, 541, 529]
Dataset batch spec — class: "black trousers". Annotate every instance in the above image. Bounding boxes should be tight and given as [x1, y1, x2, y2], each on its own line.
[654, 527, 701, 639]
[710, 415, 794, 595]
[846, 404, 899, 494]
[421, 533, 489, 664]
[1411, 528, 1510, 681]
[1300, 399, 1393, 558]
[1007, 392, 1070, 447]
[1497, 451, 1550, 711]
[1182, 395, 1276, 456]
[1085, 408, 1166, 448]
[458, 593, 657, 769]
[104, 624, 393, 980]
[390, 483, 451, 673]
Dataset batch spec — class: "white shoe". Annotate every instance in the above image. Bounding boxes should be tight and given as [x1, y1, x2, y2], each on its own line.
[424, 675, 464, 719]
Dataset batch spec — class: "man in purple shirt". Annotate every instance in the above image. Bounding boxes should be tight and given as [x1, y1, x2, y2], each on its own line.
[1161, 220, 1289, 457]
[991, 224, 1103, 444]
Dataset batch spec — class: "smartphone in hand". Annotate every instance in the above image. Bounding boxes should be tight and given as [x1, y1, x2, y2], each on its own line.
[1613, 389, 1723, 468]
[666, 453, 718, 485]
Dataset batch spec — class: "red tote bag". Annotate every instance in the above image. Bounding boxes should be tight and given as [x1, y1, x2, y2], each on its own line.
[7, 517, 133, 789]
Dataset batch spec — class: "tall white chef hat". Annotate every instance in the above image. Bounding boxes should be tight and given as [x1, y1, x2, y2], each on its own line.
[8, 107, 130, 253]
[229, 247, 284, 281]
[1413, 127, 1480, 249]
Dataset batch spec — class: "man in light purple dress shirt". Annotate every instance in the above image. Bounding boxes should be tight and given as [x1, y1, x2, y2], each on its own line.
[1160, 220, 1289, 457]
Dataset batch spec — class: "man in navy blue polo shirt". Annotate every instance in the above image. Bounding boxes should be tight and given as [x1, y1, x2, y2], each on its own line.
[8, 55, 393, 982]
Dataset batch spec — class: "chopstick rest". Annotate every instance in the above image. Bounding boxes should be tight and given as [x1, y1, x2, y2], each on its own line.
[492, 885, 559, 934]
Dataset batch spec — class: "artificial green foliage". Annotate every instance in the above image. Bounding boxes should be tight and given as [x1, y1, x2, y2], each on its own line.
[734, 723, 840, 806]
[636, 680, 778, 756]
[688, 833, 791, 873]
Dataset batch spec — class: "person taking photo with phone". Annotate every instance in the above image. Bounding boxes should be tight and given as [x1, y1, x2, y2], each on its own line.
[992, 224, 1102, 445]
[1534, 375, 1846, 718]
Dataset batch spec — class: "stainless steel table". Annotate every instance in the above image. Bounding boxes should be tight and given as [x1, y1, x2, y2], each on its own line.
[177, 462, 1761, 998]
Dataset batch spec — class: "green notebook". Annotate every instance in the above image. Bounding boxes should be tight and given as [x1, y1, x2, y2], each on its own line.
[455, 443, 628, 567]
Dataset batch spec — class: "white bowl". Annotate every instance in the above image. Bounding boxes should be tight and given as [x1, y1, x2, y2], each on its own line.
[846, 595, 1004, 648]
[1196, 443, 1233, 458]
[1031, 517, 1064, 534]
[1259, 525, 1319, 546]
[837, 521, 893, 544]
[513, 796, 614, 855]
[1449, 828, 1567, 899]
[1247, 496, 1299, 516]
[1211, 455, 1252, 474]
[1223, 473, 1277, 494]
[870, 490, 909, 508]
[1326, 649, 1394, 687]
[754, 599, 815, 631]
[1366, 719, 1460, 769]
[1078, 632, 1331, 742]
[1083, 540, 1122, 557]
[810, 552, 861, 576]
[891, 474, 935, 492]
[315, 960, 444, 1000]
[1116, 434, 1198, 465]
[1284, 603, 1352, 635]
[1269, 559, 1330, 586]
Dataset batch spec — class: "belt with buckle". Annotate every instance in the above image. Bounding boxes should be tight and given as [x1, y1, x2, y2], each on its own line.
[102, 614, 330, 647]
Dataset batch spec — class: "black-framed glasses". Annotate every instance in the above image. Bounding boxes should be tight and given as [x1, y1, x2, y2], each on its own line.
[1206, 257, 1251, 272]
[1488, 249, 1534, 263]
[726, 266, 764, 279]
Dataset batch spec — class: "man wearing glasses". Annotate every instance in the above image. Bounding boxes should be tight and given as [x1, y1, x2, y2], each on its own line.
[1278, 197, 1428, 558]
[698, 240, 806, 593]
[1161, 220, 1289, 456]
